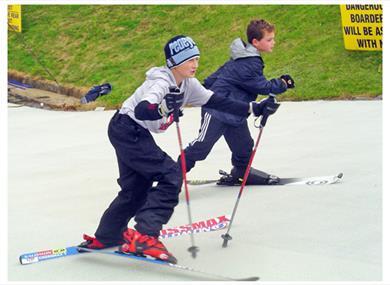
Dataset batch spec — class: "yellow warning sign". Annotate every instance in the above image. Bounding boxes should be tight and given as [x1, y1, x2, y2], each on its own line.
[8, 5, 22, 33]
[340, 4, 382, 51]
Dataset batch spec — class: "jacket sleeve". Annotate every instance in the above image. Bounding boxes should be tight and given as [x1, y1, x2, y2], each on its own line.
[237, 60, 287, 95]
[134, 100, 162, 121]
[203, 92, 249, 117]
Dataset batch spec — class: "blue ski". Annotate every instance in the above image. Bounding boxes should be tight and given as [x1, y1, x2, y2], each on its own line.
[19, 215, 230, 265]
[19, 246, 81, 265]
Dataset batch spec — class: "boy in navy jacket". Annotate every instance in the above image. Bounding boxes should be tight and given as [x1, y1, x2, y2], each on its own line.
[183, 19, 295, 185]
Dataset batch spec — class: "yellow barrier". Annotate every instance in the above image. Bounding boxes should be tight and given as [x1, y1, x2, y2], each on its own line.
[8, 5, 22, 33]
[340, 4, 382, 51]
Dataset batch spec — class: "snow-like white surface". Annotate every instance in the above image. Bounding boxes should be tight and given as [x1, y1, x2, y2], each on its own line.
[8, 101, 382, 281]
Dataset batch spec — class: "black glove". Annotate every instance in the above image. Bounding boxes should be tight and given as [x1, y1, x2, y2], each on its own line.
[251, 96, 280, 126]
[280, 74, 295, 88]
[158, 87, 184, 117]
[80, 83, 112, 104]
[251, 96, 278, 117]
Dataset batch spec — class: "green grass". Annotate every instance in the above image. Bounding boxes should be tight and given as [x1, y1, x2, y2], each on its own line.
[8, 5, 382, 108]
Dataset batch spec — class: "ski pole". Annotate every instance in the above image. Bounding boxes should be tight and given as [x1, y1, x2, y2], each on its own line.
[221, 95, 280, 248]
[170, 86, 199, 258]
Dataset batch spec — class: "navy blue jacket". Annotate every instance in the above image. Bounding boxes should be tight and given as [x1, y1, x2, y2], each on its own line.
[203, 39, 287, 126]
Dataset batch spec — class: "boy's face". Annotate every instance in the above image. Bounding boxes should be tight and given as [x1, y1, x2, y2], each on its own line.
[173, 57, 199, 78]
[252, 31, 275, 53]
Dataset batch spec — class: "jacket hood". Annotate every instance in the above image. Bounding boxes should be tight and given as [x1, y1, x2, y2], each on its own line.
[145, 66, 176, 85]
[230, 38, 260, 60]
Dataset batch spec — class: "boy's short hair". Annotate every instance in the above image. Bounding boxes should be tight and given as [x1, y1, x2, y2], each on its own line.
[247, 19, 275, 44]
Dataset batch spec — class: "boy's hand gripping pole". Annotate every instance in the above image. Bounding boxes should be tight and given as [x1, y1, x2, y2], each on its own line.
[221, 94, 280, 248]
[169, 86, 199, 258]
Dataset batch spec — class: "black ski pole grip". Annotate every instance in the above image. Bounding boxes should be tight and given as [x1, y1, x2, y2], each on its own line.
[260, 113, 270, 127]
[173, 108, 180, 122]
[168, 86, 180, 123]
[260, 95, 280, 127]
[169, 86, 181, 122]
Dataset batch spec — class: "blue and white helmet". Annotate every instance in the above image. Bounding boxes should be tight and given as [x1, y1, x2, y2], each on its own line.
[164, 35, 200, 68]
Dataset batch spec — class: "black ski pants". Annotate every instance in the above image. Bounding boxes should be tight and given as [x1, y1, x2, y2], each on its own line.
[184, 110, 254, 173]
[95, 111, 182, 243]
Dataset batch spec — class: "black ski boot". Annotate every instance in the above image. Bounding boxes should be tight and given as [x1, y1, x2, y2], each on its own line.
[217, 167, 280, 186]
[217, 170, 239, 186]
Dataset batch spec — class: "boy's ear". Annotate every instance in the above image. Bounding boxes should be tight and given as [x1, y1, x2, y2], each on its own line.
[252, 38, 260, 46]
[251, 38, 261, 49]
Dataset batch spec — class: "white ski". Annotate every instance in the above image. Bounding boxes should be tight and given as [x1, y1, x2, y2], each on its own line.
[77, 247, 259, 281]
[188, 173, 343, 186]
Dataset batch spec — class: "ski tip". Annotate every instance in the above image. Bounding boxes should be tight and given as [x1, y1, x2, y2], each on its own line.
[19, 254, 37, 265]
[187, 179, 217, 185]
[337, 173, 344, 179]
[235, 276, 260, 281]
[187, 180, 201, 185]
